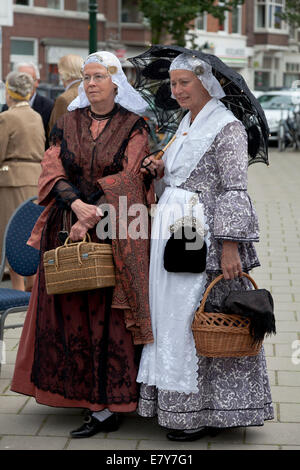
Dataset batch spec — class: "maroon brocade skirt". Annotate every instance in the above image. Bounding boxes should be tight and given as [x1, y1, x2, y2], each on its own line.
[11, 207, 141, 411]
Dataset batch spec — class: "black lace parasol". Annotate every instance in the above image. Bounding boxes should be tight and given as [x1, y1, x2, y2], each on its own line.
[128, 44, 269, 166]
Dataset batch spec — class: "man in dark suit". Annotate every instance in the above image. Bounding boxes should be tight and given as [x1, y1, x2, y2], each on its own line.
[2, 62, 54, 148]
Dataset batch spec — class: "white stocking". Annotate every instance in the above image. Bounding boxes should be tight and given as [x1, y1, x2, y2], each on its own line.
[92, 408, 114, 422]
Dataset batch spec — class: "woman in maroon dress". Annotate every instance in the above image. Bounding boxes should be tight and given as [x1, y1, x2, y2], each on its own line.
[11, 51, 155, 438]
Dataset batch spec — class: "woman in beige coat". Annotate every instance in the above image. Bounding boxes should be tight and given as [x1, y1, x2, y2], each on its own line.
[0, 71, 45, 291]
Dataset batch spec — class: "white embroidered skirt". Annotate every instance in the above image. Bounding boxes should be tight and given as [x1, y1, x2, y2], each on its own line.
[137, 186, 209, 394]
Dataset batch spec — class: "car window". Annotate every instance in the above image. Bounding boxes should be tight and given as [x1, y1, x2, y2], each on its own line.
[258, 94, 294, 110]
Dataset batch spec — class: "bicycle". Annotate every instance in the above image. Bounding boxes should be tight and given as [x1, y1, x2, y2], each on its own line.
[277, 105, 300, 151]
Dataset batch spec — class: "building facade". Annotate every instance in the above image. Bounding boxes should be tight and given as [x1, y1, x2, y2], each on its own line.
[187, 3, 248, 72]
[245, 0, 300, 90]
[1, 1, 300, 92]
[1, 0, 150, 84]
[189, 0, 300, 91]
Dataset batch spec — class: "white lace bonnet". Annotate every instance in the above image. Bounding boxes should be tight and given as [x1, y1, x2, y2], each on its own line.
[169, 53, 225, 100]
[68, 51, 148, 115]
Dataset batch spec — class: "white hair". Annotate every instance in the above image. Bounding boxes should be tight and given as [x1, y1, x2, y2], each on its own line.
[14, 62, 40, 80]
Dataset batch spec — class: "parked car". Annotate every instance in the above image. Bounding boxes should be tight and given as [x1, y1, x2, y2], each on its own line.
[257, 90, 300, 141]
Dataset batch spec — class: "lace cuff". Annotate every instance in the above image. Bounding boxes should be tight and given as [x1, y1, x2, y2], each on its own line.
[214, 189, 259, 242]
[51, 179, 81, 209]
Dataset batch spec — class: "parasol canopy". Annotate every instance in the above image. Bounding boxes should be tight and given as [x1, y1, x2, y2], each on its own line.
[129, 44, 269, 166]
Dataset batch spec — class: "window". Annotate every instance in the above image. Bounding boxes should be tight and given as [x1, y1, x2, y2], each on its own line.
[15, 0, 33, 5]
[257, 0, 266, 27]
[256, 0, 286, 30]
[232, 5, 242, 34]
[263, 56, 272, 69]
[218, 3, 229, 32]
[10, 38, 38, 74]
[77, 0, 89, 11]
[254, 70, 270, 90]
[47, 0, 64, 9]
[284, 73, 300, 88]
[48, 63, 59, 85]
[195, 14, 207, 31]
[269, 0, 283, 29]
[218, 14, 229, 32]
[286, 63, 300, 72]
[11, 39, 35, 56]
[289, 24, 296, 39]
[121, 0, 141, 23]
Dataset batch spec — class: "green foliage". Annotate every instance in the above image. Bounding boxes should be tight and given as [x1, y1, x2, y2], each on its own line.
[279, 0, 300, 27]
[139, 0, 245, 46]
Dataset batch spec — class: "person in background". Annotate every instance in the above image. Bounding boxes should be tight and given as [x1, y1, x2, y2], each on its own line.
[2, 62, 54, 148]
[0, 71, 45, 291]
[47, 54, 84, 135]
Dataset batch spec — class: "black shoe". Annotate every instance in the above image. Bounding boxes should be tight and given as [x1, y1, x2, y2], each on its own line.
[70, 413, 119, 438]
[167, 426, 221, 442]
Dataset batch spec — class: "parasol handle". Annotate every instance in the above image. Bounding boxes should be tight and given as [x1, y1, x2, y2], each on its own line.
[153, 134, 177, 160]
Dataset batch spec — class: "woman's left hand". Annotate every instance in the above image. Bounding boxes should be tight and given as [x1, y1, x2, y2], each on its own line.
[141, 156, 165, 179]
[221, 240, 243, 280]
[69, 221, 89, 242]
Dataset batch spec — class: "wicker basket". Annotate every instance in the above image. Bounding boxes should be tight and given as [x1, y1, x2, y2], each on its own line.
[43, 234, 115, 295]
[192, 273, 263, 358]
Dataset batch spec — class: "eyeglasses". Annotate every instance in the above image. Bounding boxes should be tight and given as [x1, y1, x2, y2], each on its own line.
[83, 74, 109, 84]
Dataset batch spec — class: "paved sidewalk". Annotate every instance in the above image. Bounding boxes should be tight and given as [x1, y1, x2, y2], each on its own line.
[0, 149, 300, 450]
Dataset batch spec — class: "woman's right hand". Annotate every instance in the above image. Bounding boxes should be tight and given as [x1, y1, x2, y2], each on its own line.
[70, 199, 103, 228]
[69, 221, 89, 241]
[141, 156, 165, 179]
[221, 240, 243, 280]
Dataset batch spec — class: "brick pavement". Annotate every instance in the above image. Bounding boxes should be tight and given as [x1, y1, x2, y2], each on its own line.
[0, 148, 300, 450]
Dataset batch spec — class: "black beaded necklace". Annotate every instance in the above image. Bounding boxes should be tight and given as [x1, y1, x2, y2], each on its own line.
[89, 104, 119, 121]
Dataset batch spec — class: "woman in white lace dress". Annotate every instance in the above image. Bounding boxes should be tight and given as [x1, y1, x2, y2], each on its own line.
[137, 53, 274, 441]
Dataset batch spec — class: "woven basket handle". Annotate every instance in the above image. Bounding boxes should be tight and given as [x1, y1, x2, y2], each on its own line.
[54, 233, 92, 269]
[64, 233, 91, 246]
[198, 272, 258, 314]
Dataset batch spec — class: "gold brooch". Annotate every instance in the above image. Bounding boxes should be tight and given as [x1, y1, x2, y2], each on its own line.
[194, 65, 204, 75]
[107, 65, 118, 75]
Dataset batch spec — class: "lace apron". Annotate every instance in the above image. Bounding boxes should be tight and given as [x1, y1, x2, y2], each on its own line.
[137, 186, 209, 393]
[137, 99, 237, 393]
